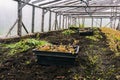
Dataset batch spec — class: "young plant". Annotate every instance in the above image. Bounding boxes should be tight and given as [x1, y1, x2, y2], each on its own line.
[6, 39, 50, 56]
[62, 29, 75, 35]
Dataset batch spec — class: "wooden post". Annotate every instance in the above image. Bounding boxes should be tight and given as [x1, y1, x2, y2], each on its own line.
[49, 11, 51, 31]
[91, 17, 93, 28]
[59, 14, 61, 30]
[79, 17, 81, 27]
[68, 16, 70, 28]
[79, 18, 81, 27]
[66, 16, 68, 29]
[110, 18, 112, 28]
[70, 16, 72, 25]
[32, 6, 35, 33]
[55, 13, 57, 30]
[41, 9, 45, 32]
[82, 17, 85, 27]
[100, 18, 102, 27]
[73, 17, 76, 25]
[18, 0, 22, 36]
[62, 15, 64, 29]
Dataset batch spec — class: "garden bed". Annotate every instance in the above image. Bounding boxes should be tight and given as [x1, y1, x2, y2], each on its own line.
[0, 28, 119, 80]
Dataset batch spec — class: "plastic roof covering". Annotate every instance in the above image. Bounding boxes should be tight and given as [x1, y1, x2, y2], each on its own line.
[18, 0, 120, 16]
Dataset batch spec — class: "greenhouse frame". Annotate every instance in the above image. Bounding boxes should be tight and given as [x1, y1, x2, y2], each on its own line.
[3, 0, 120, 37]
[0, 0, 120, 80]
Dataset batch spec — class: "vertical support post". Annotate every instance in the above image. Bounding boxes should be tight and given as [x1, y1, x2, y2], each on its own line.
[75, 18, 77, 25]
[32, 6, 35, 33]
[79, 17, 80, 27]
[91, 17, 93, 28]
[100, 18, 102, 27]
[49, 11, 51, 31]
[110, 17, 112, 28]
[65, 16, 67, 29]
[70, 16, 72, 26]
[82, 17, 85, 27]
[59, 14, 61, 30]
[116, 15, 120, 30]
[73, 17, 76, 25]
[18, 0, 22, 36]
[62, 15, 64, 29]
[67, 16, 70, 28]
[41, 9, 45, 32]
[55, 13, 57, 30]
[66, 16, 68, 29]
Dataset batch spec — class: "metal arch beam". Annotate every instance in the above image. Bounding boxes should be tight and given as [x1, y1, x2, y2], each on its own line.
[14, 0, 57, 13]
[50, 1, 81, 11]
[39, 0, 62, 6]
[54, 6, 112, 14]
[43, 5, 120, 9]
[18, 0, 31, 9]
[70, 15, 120, 18]
[32, 0, 45, 4]
[44, 0, 76, 7]
[62, 12, 120, 14]
[62, 0, 80, 5]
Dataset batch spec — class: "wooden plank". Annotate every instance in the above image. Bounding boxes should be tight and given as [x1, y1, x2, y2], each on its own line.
[22, 22, 29, 33]
[6, 19, 18, 37]
[18, 0, 22, 36]
[32, 6, 35, 33]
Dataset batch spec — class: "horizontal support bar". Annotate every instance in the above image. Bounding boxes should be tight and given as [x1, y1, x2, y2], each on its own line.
[43, 5, 120, 9]
[13, 0, 56, 13]
[72, 16, 120, 18]
[61, 12, 120, 14]
[63, 12, 120, 15]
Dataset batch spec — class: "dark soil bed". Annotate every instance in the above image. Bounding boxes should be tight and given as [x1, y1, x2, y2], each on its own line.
[0, 28, 120, 80]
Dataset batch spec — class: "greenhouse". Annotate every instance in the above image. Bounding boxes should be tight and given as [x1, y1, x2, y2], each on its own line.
[0, 0, 120, 80]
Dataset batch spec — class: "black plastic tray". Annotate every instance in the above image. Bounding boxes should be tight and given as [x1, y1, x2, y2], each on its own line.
[32, 45, 79, 66]
[79, 30, 94, 36]
[79, 28, 94, 36]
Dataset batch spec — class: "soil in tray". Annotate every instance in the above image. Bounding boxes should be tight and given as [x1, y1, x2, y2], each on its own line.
[36, 45, 76, 54]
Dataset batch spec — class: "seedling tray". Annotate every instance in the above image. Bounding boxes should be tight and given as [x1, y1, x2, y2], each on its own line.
[79, 28, 94, 36]
[32, 46, 79, 66]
